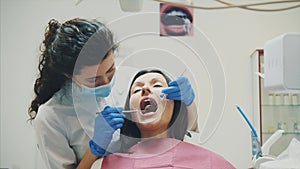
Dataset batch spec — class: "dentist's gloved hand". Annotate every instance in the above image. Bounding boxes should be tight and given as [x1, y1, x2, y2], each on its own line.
[161, 76, 195, 106]
[89, 106, 124, 156]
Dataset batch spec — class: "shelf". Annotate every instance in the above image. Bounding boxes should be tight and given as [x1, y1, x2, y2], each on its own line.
[261, 105, 300, 114]
[262, 132, 300, 135]
[251, 50, 300, 155]
[261, 105, 300, 107]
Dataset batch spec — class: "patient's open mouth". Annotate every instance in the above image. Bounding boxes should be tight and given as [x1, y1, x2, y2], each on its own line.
[140, 97, 158, 114]
[161, 6, 193, 36]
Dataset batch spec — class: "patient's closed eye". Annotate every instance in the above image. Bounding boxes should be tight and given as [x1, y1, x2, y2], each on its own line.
[153, 81, 164, 88]
[154, 84, 163, 87]
[133, 88, 142, 93]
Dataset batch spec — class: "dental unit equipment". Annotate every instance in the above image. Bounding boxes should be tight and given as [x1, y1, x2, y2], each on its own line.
[235, 104, 262, 160]
[261, 130, 284, 156]
[263, 33, 300, 93]
[235, 105, 288, 169]
[235, 104, 258, 138]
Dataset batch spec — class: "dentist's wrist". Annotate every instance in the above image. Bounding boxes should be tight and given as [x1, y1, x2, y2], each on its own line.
[89, 140, 106, 157]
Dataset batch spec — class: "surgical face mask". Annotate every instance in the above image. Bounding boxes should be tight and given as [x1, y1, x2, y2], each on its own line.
[80, 77, 115, 98]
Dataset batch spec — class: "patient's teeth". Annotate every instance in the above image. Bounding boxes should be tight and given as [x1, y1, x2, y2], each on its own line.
[145, 105, 151, 110]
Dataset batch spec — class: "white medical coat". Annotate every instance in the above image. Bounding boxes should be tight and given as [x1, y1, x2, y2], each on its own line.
[33, 76, 129, 169]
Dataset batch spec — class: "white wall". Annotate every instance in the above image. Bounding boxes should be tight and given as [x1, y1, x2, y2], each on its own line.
[1, 0, 299, 168]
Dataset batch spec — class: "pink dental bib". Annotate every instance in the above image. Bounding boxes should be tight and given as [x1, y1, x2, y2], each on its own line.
[101, 138, 235, 169]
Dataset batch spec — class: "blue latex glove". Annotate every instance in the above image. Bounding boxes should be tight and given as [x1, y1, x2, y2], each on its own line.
[89, 106, 124, 156]
[161, 76, 195, 106]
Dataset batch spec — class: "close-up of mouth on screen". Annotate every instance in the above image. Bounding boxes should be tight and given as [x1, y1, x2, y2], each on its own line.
[160, 3, 194, 36]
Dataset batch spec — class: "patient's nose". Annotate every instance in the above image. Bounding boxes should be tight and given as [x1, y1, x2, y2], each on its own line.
[141, 87, 151, 96]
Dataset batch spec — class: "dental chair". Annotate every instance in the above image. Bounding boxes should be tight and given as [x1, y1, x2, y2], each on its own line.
[252, 130, 284, 169]
[252, 130, 300, 169]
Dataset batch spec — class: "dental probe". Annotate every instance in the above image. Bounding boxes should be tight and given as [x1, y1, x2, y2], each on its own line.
[96, 105, 152, 114]
[180, 68, 187, 77]
[122, 105, 152, 114]
[122, 110, 144, 114]
[96, 110, 143, 114]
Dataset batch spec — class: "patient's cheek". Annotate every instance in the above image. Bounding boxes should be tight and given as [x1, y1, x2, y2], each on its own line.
[129, 95, 139, 110]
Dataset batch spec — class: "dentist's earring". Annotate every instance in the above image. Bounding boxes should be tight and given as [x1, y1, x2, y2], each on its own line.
[63, 73, 72, 79]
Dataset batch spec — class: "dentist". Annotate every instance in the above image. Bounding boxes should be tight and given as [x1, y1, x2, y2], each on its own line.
[29, 18, 198, 169]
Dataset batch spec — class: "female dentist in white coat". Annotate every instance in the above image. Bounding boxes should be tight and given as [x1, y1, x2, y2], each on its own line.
[29, 17, 198, 169]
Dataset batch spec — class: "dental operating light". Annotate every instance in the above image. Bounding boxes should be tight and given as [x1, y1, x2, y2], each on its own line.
[263, 33, 300, 93]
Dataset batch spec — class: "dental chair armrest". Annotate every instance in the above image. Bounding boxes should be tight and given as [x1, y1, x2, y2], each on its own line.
[261, 130, 284, 156]
[253, 156, 275, 169]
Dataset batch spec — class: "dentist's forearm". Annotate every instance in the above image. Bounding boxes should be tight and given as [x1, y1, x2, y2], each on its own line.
[77, 148, 100, 169]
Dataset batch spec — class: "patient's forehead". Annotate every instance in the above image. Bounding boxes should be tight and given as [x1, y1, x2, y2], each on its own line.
[133, 73, 168, 85]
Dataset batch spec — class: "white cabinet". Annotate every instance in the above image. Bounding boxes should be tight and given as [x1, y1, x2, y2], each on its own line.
[251, 49, 300, 156]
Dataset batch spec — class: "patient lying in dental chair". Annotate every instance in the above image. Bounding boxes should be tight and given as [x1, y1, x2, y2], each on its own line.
[100, 69, 235, 169]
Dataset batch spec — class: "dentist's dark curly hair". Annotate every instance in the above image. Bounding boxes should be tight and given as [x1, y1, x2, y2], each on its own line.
[28, 18, 117, 120]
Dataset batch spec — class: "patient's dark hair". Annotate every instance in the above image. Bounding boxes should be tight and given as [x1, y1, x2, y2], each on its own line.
[119, 69, 188, 153]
